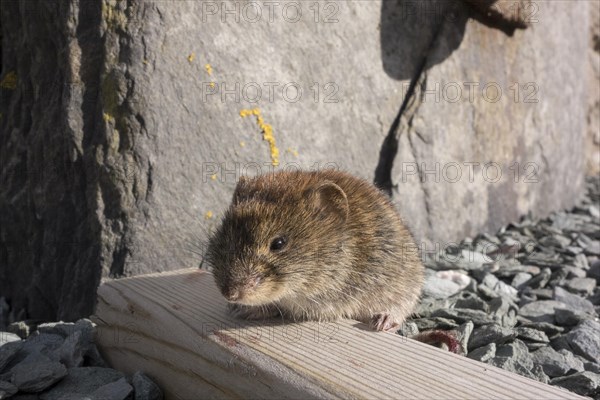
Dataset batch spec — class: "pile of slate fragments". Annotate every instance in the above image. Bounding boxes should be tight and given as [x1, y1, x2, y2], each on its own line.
[0, 319, 163, 399]
[403, 177, 600, 399]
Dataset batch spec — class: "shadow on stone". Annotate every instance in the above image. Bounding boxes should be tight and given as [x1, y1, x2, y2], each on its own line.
[376, 0, 468, 193]
[380, 0, 467, 81]
[375, 0, 529, 194]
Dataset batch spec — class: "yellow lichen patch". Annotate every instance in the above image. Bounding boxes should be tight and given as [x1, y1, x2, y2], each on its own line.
[143, 59, 149, 65]
[210, 174, 217, 181]
[240, 108, 279, 166]
[0, 71, 17, 90]
[205, 64, 213, 75]
[239, 141, 246, 147]
[188, 53, 195, 63]
[205, 211, 213, 219]
[102, 2, 128, 30]
[209, 82, 216, 88]
[103, 113, 115, 123]
[286, 147, 299, 157]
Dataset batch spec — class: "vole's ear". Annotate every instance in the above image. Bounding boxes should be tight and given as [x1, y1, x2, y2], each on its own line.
[232, 175, 249, 204]
[305, 182, 349, 224]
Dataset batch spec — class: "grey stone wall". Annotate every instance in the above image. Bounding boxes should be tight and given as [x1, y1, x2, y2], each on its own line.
[0, 0, 591, 323]
[587, 0, 600, 176]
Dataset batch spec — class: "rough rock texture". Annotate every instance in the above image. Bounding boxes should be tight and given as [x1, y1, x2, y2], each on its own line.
[587, 0, 600, 175]
[468, 324, 515, 351]
[88, 377, 132, 400]
[462, 0, 532, 32]
[0, 0, 591, 322]
[0, 341, 22, 372]
[132, 371, 163, 400]
[0, 380, 18, 399]
[0, 319, 163, 399]
[488, 340, 549, 383]
[10, 361, 67, 393]
[39, 367, 125, 400]
[467, 342, 496, 362]
[565, 320, 600, 363]
[531, 347, 583, 378]
[0, 1, 107, 323]
[551, 372, 600, 397]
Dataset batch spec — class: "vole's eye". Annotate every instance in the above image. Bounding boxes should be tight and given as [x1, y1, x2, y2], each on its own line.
[270, 236, 287, 252]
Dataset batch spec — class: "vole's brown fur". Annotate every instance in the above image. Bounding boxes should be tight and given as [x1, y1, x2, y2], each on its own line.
[206, 169, 424, 331]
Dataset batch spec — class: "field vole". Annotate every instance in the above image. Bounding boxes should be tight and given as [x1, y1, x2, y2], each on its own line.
[205, 169, 424, 331]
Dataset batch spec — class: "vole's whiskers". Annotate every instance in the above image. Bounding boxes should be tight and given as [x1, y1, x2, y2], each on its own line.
[167, 227, 211, 269]
[272, 302, 285, 324]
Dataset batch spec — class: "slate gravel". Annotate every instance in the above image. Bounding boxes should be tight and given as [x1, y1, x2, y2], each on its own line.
[0, 320, 163, 399]
[409, 177, 600, 398]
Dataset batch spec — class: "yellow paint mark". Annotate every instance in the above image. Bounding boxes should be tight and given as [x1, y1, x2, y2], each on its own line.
[210, 174, 217, 181]
[239, 141, 246, 147]
[209, 82, 216, 88]
[0, 71, 17, 90]
[286, 147, 299, 157]
[188, 53, 195, 63]
[240, 108, 279, 166]
[205, 64, 213, 75]
[205, 211, 213, 219]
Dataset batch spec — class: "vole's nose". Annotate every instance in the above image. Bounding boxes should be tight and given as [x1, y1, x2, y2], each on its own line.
[222, 275, 262, 302]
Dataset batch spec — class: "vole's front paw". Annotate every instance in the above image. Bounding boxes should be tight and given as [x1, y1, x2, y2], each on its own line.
[369, 312, 400, 332]
[227, 303, 280, 321]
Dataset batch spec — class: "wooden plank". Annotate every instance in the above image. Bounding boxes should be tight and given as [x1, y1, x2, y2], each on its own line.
[92, 268, 584, 400]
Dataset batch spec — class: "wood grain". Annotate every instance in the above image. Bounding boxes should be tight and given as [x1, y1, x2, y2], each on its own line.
[92, 268, 584, 400]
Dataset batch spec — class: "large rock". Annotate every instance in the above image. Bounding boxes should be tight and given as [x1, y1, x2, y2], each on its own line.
[566, 320, 600, 363]
[0, 0, 590, 322]
[388, 1, 588, 244]
[10, 361, 67, 393]
[39, 367, 125, 400]
[586, 0, 600, 175]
